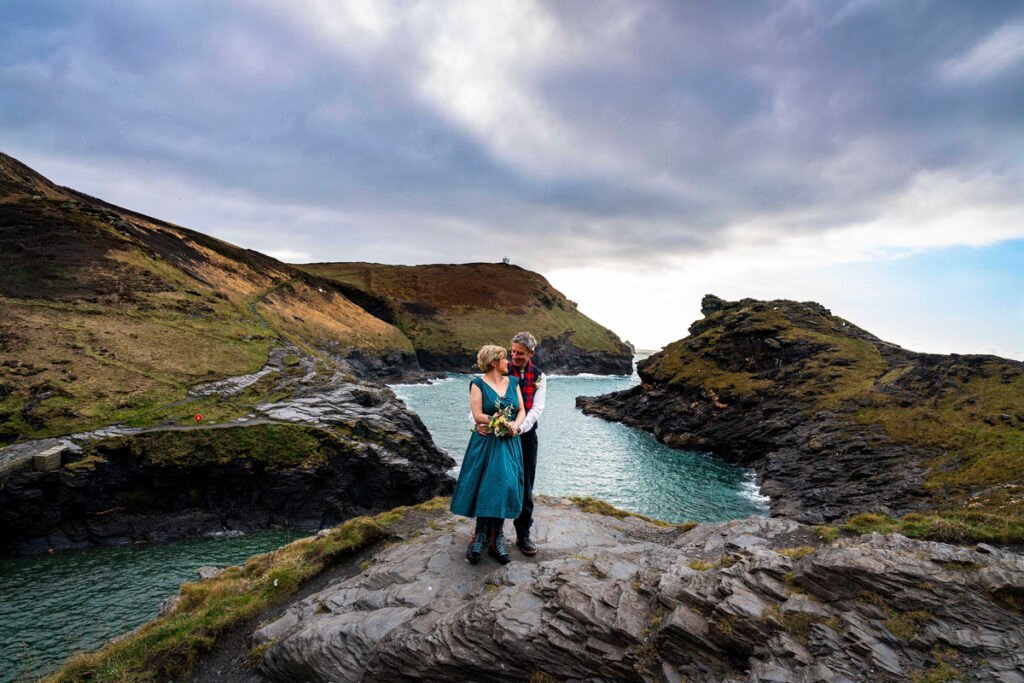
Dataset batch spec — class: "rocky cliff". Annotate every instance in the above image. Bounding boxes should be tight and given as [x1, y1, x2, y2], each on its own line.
[54, 498, 1024, 681]
[297, 262, 634, 376]
[578, 295, 1024, 536]
[0, 356, 454, 556]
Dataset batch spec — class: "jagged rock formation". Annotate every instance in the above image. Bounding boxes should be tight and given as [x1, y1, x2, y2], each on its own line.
[578, 295, 1024, 524]
[0, 365, 454, 556]
[297, 262, 634, 376]
[253, 498, 1024, 682]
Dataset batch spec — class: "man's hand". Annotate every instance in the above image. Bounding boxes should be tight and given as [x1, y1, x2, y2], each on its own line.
[475, 423, 489, 436]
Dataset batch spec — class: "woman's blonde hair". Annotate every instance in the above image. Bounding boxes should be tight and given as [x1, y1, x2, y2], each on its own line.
[476, 344, 506, 372]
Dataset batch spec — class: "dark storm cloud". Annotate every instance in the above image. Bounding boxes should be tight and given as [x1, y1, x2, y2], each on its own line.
[1, 1, 1022, 267]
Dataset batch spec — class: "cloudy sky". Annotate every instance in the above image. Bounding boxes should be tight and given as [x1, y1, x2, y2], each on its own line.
[3, 1, 1023, 357]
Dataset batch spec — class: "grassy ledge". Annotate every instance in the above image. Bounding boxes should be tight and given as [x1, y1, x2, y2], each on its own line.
[843, 511, 1024, 545]
[569, 496, 695, 530]
[46, 496, 451, 683]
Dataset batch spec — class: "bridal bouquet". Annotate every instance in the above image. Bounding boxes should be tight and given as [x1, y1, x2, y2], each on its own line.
[488, 400, 516, 437]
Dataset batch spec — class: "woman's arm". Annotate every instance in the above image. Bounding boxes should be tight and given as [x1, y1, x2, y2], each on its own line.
[513, 384, 526, 432]
[470, 383, 489, 426]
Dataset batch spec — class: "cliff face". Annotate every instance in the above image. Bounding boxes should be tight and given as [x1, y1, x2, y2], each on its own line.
[0, 369, 455, 556]
[578, 295, 1024, 527]
[0, 153, 460, 558]
[297, 262, 634, 375]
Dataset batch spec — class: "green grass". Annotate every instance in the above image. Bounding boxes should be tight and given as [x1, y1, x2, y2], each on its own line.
[909, 648, 966, 683]
[87, 424, 331, 470]
[687, 555, 737, 571]
[883, 610, 934, 641]
[844, 511, 1024, 544]
[569, 496, 689, 528]
[44, 498, 449, 683]
[296, 262, 629, 357]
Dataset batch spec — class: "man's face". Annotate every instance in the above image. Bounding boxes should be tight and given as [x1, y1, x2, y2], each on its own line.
[510, 342, 533, 370]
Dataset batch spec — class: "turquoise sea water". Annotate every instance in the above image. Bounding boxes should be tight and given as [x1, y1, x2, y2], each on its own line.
[0, 367, 766, 681]
[392, 370, 768, 524]
[0, 531, 297, 681]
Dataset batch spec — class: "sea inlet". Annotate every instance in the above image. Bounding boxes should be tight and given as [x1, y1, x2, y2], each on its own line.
[0, 365, 765, 680]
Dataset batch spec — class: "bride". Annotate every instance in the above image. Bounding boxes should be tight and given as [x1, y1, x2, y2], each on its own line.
[449, 344, 525, 565]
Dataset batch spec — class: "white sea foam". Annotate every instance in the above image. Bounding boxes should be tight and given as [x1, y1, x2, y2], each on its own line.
[205, 530, 246, 538]
[545, 372, 632, 380]
[742, 472, 771, 507]
[389, 374, 459, 390]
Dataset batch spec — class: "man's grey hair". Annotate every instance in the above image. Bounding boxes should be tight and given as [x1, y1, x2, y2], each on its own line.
[511, 331, 537, 352]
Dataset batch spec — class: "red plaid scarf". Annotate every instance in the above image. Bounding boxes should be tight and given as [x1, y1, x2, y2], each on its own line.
[510, 360, 540, 412]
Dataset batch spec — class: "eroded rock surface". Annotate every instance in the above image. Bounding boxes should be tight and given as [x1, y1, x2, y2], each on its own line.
[0, 359, 455, 556]
[577, 295, 1024, 523]
[254, 499, 1024, 682]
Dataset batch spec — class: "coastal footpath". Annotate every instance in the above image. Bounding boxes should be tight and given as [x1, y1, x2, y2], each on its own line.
[579, 295, 1024, 538]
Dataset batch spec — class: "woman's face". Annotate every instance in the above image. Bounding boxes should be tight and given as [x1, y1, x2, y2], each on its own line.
[494, 355, 509, 374]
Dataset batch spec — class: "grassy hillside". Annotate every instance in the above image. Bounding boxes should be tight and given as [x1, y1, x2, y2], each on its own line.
[0, 153, 411, 444]
[298, 262, 629, 368]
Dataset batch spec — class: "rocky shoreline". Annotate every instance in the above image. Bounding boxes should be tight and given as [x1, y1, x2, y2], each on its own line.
[578, 295, 1024, 525]
[0, 360, 455, 557]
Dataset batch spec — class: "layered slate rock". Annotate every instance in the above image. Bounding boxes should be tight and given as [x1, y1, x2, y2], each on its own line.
[577, 295, 1024, 523]
[0, 366, 454, 556]
[254, 499, 1024, 682]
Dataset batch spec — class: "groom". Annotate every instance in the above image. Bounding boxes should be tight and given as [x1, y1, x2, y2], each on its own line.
[506, 331, 545, 555]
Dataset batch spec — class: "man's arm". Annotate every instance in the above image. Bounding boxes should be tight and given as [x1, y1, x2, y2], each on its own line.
[519, 372, 546, 433]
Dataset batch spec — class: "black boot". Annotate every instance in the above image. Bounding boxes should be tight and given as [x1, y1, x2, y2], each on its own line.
[516, 533, 537, 556]
[466, 525, 487, 564]
[488, 523, 511, 565]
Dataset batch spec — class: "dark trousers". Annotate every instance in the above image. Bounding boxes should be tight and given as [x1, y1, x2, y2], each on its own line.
[514, 427, 538, 538]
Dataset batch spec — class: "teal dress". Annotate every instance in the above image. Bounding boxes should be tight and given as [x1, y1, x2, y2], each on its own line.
[450, 376, 525, 519]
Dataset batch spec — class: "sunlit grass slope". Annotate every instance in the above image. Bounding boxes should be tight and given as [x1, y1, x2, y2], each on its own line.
[298, 261, 628, 365]
[0, 153, 411, 443]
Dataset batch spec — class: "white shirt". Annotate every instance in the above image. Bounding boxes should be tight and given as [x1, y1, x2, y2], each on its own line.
[468, 371, 546, 434]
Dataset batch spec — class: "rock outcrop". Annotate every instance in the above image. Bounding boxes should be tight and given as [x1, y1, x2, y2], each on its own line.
[0, 367, 455, 556]
[578, 295, 1024, 524]
[253, 498, 1024, 682]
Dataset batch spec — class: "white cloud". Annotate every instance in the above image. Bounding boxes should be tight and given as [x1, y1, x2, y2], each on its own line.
[546, 165, 1024, 354]
[264, 249, 314, 263]
[941, 22, 1024, 82]
[6, 2, 1024, 360]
